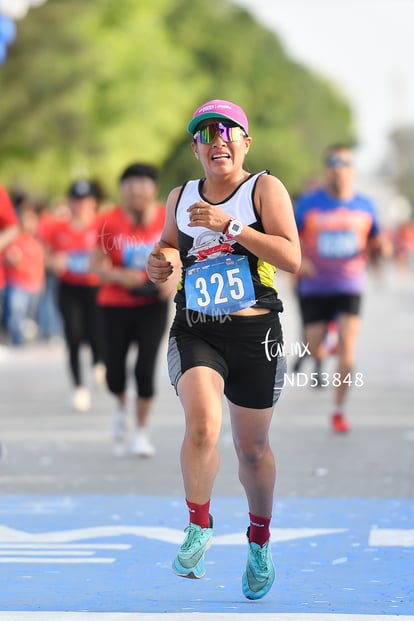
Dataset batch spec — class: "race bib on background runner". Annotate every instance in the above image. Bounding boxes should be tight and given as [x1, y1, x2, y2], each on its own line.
[66, 251, 90, 274]
[122, 244, 151, 269]
[318, 230, 358, 258]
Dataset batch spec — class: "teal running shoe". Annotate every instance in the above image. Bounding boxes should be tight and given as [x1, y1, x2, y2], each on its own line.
[172, 515, 213, 579]
[242, 529, 275, 599]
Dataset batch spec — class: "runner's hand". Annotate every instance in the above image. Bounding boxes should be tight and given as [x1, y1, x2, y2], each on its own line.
[147, 242, 174, 283]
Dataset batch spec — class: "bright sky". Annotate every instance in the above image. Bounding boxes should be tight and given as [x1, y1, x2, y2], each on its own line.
[231, 0, 414, 173]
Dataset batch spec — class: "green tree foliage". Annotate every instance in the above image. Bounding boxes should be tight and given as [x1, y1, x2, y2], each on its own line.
[0, 0, 355, 201]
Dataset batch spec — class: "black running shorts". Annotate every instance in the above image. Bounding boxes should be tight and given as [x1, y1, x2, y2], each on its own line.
[167, 309, 286, 409]
[299, 293, 362, 325]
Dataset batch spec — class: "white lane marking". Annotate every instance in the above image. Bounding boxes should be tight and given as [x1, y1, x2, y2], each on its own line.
[0, 524, 347, 544]
[369, 529, 414, 546]
[0, 544, 130, 549]
[0, 558, 114, 563]
[0, 550, 95, 556]
[1, 525, 412, 565]
[2, 525, 413, 547]
[0, 538, 132, 563]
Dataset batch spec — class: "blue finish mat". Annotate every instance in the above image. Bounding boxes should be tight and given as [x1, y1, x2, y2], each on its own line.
[0, 496, 412, 616]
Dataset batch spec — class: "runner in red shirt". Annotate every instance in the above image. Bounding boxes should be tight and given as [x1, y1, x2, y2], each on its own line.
[0, 183, 19, 461]
[3, 200, 44, 345]
[92, 162, 178, 457]
[42, 180, 105, 412]
[0, 184, 19, 329]
[35, 202, 69, 341]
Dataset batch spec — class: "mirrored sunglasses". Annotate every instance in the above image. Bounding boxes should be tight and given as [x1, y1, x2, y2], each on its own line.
[194, 122, 246, 144]
[325, 155, 353, 168]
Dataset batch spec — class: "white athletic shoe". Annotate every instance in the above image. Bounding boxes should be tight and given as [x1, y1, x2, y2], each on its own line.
[72, 386, 91, 412]
[130, 429, 155, 458]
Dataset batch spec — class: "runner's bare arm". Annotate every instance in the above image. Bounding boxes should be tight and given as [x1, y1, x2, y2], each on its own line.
[147, 186, 182, 285]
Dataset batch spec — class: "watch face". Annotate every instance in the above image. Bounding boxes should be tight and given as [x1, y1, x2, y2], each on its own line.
[229, 219, 242, 236]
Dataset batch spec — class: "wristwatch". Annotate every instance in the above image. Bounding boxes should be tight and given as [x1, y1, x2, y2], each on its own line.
[225, 218, 244, 238]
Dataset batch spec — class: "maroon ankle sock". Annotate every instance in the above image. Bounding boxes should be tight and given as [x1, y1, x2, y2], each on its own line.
[186, 499, 211, 528]
[249, 512, 271, 547]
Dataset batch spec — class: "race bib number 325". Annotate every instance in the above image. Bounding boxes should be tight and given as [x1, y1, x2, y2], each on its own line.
[184, 255, 256, 316]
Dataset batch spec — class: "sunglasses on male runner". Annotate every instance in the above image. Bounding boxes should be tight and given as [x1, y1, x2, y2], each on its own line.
[193, 121, 247, 144]
[325, 155, 353, 168]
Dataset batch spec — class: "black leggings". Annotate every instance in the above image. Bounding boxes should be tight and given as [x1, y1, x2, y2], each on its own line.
[100, 302, 169, 398]
[58, 281, 105, 386]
